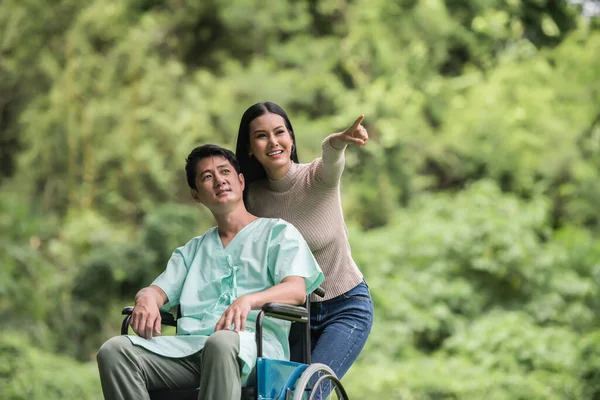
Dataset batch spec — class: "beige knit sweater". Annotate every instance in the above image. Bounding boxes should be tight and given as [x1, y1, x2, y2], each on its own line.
[246, 136, 364, 301]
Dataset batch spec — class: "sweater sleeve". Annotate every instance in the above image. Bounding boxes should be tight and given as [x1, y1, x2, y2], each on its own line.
[314, 134, 346, 186]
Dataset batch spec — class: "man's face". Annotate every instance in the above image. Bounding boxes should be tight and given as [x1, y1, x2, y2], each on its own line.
[191, 156, 244, 210]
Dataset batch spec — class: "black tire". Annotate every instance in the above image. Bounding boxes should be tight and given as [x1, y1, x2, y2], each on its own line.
[292, 363, 349, 400]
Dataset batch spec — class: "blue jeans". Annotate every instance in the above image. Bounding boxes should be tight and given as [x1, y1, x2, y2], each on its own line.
[290, 280, 374, 398]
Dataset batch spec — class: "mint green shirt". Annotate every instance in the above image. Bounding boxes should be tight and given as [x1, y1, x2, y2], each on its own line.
[127, 218, 324, 379]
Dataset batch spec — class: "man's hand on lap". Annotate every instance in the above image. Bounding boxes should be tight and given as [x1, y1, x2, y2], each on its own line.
[215, 295, 254, 333]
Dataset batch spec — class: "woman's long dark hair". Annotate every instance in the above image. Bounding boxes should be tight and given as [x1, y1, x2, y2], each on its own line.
[235, 102, 299, 205]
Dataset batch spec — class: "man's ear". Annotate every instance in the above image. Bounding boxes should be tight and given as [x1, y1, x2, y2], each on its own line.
[190, 188, 202, 204]
[238, 173, 245, 191]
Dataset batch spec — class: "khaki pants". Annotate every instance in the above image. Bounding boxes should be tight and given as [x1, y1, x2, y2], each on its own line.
[97, 330, 242, 400]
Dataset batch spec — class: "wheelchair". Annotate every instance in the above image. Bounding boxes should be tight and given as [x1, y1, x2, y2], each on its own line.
[120, 288, 349, 400]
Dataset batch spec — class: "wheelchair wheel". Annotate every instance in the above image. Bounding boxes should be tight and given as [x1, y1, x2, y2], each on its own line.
[291, 363, 349, 400]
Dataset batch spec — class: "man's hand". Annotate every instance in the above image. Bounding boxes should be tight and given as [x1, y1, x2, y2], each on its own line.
[329, 114, 369, 150]
[215, 295, 254, 333]
[131, 291, 162, 339]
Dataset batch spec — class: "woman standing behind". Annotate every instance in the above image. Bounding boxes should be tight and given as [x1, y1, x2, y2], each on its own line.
[235, 102, 374, 396]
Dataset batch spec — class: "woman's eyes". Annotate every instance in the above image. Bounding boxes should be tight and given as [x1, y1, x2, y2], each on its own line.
[255, 130, 285, 138]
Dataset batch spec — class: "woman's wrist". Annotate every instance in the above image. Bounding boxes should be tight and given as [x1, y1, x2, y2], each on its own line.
[328, 134, 347, 150]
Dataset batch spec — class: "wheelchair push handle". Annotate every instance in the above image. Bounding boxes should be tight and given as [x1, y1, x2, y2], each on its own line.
[313, 286, 325, 298]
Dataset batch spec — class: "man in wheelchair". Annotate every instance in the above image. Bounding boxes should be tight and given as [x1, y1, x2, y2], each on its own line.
[97, 144, 324, 400]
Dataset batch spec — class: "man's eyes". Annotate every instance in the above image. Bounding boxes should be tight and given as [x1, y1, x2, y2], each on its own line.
[201, 170, 229, 181]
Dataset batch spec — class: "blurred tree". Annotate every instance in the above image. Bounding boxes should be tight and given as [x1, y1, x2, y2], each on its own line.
[0, 0, 598, 398]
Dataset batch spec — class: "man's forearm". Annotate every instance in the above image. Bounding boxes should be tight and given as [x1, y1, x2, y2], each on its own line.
[135, 285, 168, 308]
[214, 277, 307, 332]
[247, 277, 306, 309]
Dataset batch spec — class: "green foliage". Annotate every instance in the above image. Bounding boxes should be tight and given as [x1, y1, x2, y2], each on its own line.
[0, 333, 101, 400]
[1, 0, 599, 398]
[347, 181, 600, 398]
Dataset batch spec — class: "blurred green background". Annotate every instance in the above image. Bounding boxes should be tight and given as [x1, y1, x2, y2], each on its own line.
[1, 0, 600, 398]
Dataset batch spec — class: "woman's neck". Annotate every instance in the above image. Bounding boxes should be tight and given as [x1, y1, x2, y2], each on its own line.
[265, 160, 292, 181]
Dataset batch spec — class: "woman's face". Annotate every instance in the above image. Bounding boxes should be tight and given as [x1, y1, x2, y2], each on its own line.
[248, 112, 294, 180]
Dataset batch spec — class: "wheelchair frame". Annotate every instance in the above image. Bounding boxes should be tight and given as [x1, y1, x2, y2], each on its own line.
[119, 291, 349, 400]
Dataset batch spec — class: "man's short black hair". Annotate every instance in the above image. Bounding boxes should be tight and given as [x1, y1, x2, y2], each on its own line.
[185, 144, 241, 190]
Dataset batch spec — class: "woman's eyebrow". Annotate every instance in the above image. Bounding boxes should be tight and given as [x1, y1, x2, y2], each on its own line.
[252, 125, 284, 134]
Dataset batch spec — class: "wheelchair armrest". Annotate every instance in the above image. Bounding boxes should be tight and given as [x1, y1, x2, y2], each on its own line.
[120, 306, 177, 335]
[262, 302, 308, 323]
[255, 302, 310, 359]
[313, 286, 325, 298]
[122, 306, 134, 315]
